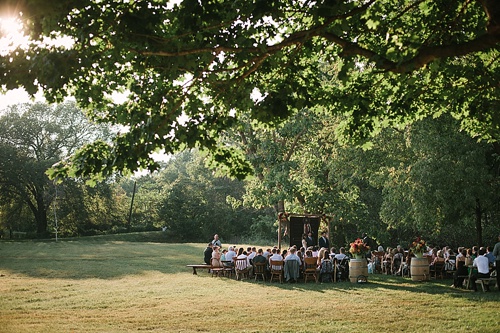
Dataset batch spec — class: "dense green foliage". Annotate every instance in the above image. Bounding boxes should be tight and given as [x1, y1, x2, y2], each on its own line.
[2, 101, 499, 248]
[1, 0, 499, 180]
[0, 102, 123, 237]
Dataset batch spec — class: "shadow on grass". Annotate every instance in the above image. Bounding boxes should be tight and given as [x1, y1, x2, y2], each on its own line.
[1, 238, 498, 303]
[0, 240, 206, 280]
[204, 271, 499, 301]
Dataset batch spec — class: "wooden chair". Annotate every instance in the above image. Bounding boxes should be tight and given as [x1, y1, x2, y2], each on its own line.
[475, 270, 497, 291]
[284, 259, 301, 282]
[303, 257, 318, 283]
[382, 255, 392, 275]
[221, 260, 234, 278]
[444, 256, 456, 278]
[430, 260, 445, 279]
[269, 260, 284, 283]
[253, 262, 267, 282]
[371, 251, 385, 274]
[210, 258, 225, 277]
[235, 257, 251, 280]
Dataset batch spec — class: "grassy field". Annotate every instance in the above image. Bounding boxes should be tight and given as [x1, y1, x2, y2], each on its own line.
[0, 232, 499, 333]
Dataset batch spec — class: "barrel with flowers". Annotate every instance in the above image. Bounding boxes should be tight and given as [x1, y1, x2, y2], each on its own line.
[410, 237, 429, 281]
[348, 238, 370, 283]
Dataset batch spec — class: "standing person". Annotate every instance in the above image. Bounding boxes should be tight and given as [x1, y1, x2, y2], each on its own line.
[305, 232, 314, 248]
[493, 233, 500, 291]
[301, 234, 308, 250]
[203, 243, 213, 265]
[318, 231, 330, 250]
[211, 234, 222, 247]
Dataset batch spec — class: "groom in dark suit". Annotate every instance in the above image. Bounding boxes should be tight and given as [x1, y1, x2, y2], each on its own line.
[318, 231, 330, 249]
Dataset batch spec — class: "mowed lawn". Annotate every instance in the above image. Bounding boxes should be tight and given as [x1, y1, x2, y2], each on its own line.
[0, 233, 499, 333]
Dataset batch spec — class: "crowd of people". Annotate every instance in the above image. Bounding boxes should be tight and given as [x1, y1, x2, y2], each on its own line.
[201, 233, 500, 290]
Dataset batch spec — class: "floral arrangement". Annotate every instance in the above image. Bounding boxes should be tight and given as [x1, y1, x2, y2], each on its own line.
[409, 237, 426, 255]
[349, 238, 370, 257]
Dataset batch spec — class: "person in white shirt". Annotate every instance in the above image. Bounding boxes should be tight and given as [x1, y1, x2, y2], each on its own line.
[470, 248, 491, 291]
[235, 247, 253, 276]
[269, 248, 283, 262]
[247, 246, 256, 263]
[284, 247, 302, 265]
[225, 246, 237, 266]
[262, 248, 271, 260]
[284, 247, 301, 282]
[211, 234, 222, 247]
[334, 247, 347, 261]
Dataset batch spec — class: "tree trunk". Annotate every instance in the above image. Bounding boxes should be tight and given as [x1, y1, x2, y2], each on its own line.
[29, 193, 49, 238]
[475, 198, 483, 246]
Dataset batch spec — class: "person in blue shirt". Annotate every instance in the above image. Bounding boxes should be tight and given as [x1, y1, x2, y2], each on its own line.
[485, 246, 495, 265]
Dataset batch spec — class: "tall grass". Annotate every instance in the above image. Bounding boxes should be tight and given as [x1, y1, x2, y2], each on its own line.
[0, 233, 498, 332]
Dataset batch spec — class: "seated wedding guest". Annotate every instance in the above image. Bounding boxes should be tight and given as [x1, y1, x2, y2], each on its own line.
[284, 247, 301, 282]
[470, 248, 491, 291]
[312, 246, 319, 257]
[225, 246, 237, 264]
[269, 248, 283, 263]
[334, 247, 347, 261]
[203, 243, 213, 265]
[453, 248, 468, 288]
[443, 246, 451, 259]
[285, 247, 302, 264]
[252, 248, 267, 265]
[471, 246, 479, 258]
[221, 249, 227, 262]
[281, 249, 288, 259]
[485, 246, 495, 265]
[382, 247, 393, 274]
[211, 246, 223, 267]
[262, 248, 271, 260]
[248, 246, 257, 264]
[445, 248, 456, 271]
[317, 247, 327, 265]
[431, 250, 445, 265]
[392, 248, 404, 275]
[319, 250, 334, 282]
[305, 249, 313, 258]
[297, 250, 304, 265]
[465, 248, 475, 265]
[456, 247, 464, 258]
[235, 248, 253, 277]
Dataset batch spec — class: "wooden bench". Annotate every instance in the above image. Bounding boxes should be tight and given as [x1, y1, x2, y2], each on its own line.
[186, 264, 211, 275]
[475, 277, 497, 292]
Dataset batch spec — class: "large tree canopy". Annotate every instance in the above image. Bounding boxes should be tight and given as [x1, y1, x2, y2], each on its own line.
[1, 0, 499, 179]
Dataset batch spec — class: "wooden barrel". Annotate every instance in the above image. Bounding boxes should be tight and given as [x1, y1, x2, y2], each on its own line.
[410, 257, 430, 281]
[349, 259, 368, 283]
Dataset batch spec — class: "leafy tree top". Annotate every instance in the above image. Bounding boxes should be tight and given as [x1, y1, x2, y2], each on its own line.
[1, 0, 499, 179]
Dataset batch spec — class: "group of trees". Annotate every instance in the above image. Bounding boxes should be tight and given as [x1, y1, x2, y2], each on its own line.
[0, 102, 271, 240]
[1, 1, 500, 247]
[1, 101, 499, 249]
